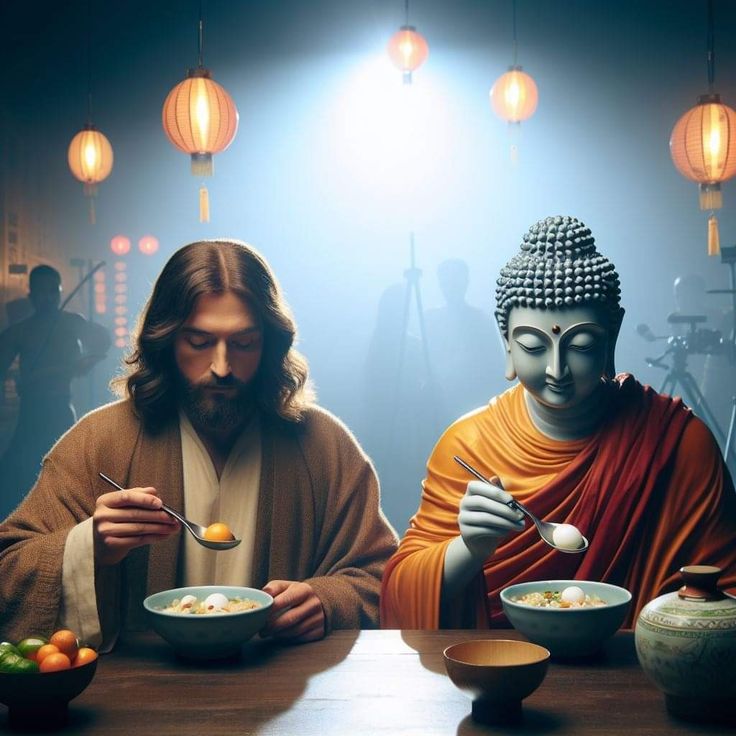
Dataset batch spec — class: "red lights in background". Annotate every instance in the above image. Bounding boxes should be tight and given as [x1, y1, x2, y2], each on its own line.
[138, 235, 159, 256]
[113, 261, 128, 348]
[105, 234, 159, 348]
[93, 268, 107, 315]
[110, 235, 131, 256]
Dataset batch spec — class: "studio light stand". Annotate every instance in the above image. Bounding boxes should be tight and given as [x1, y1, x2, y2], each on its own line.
[389, 232, 434, 444]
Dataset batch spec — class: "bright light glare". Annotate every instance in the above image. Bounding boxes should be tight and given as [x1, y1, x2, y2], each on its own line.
[708, 127, 721, 157]
[505, 81, 521, 112]
[400, 40, 414, 60]
[328, 55, 451, 220]
[83, 141, 98, 171]
[194, 81, 210, 146]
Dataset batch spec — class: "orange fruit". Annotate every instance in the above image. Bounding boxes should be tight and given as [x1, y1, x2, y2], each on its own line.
[49, 629, 79, 661]
[203, 522, 234, 541]
[39, 652, 72, 672]
[72, 647, 98, 667]
[35, 643, 60, 663]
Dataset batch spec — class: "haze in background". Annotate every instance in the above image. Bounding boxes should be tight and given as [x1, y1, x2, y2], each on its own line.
[3, 0, 736, 529]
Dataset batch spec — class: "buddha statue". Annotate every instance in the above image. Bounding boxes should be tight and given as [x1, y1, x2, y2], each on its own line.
[380, 215, 736, 631]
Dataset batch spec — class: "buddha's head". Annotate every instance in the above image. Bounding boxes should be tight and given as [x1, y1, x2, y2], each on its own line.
[495, 215, 625, 409]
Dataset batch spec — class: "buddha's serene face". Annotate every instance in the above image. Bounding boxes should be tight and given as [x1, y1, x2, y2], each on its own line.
[505, 305, 612, 409]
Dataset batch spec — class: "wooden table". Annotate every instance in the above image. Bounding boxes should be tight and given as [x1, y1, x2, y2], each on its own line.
[1, 629, 732, 734]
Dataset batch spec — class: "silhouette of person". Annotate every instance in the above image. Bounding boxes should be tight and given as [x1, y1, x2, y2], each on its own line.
[0, 265, 111, 516]
[425, 259, 502, 429]
[360, 283, 436, 534]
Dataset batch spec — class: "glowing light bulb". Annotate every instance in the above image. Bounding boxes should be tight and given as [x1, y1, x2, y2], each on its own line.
[83, 142, 98, 171]
[194, 80, 211, 147]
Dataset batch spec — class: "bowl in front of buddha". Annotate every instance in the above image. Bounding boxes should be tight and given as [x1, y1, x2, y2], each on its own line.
[501, 580, 632, 657]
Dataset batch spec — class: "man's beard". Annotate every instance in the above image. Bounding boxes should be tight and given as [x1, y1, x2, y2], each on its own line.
[177, 374, 255, 435]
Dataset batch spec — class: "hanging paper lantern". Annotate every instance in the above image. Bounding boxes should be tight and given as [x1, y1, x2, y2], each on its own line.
[490, 67, 538, 123]
[670, 94, 736, 255]
[68, 124, 114, 225]
[162, 67, 238, 223]
[387, 25, 429, 84]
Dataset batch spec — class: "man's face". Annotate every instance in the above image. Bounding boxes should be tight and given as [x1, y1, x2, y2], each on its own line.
[506, 305, 611, 410]
[174, 291, 263, 431]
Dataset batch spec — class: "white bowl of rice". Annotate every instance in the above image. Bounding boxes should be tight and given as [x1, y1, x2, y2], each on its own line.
[500, 580, 631, 658]
[143, 585, 273, 660]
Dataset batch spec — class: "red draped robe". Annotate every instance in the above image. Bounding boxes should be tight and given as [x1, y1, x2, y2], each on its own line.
[380, 374, 736, 629]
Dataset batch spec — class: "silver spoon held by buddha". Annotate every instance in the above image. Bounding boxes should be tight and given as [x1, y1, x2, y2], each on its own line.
[453, 456, 589, 553]
[98, 472, 241, 551]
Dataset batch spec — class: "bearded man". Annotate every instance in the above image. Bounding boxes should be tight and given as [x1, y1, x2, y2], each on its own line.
[0, 240, 397, 649]
[380, 215, 736, 630]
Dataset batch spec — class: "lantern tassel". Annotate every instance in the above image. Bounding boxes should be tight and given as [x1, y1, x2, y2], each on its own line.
[508, 122, 520, 165]
[708, 214, 720, 256]
[88, 197, 96, 226]
[199, 185, 210, 223]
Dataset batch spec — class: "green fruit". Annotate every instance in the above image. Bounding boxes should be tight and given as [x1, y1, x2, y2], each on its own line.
[8, 656, 38, 673]
[0, 642, 20, 658]
[0, 652, 35, 673]
[16, 637, 47, 659]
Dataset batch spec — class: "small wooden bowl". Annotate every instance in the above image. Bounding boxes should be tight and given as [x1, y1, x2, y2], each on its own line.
[443, 639, 550, 724]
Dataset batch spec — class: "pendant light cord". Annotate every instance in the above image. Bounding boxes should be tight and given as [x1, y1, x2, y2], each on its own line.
[86, 0, 93, 124]
[512, 0, 518, 67]
[404, 0, 409, 27]
[706, 0, 715, 91]
[198, 0, 205, 68]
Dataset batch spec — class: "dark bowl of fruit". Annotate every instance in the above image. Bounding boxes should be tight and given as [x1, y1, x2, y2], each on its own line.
[0, 629, 98, 728]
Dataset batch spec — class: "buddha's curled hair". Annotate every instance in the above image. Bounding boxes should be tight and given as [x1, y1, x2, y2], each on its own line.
[495, 215, 623, 337]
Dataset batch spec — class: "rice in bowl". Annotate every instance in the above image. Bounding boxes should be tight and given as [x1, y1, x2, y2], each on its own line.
[512, 588, 606, 609]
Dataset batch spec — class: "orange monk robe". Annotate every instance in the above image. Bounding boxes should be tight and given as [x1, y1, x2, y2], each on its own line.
[380, 374, 736, 630]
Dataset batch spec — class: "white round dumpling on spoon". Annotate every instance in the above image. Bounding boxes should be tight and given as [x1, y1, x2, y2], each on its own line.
[552, 523, 584, 550]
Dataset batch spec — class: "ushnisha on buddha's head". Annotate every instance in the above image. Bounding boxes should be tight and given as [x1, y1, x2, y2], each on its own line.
[495, 216, 625, 413]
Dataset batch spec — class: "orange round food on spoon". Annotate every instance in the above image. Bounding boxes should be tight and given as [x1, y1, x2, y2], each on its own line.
[203, 522, 235, 541]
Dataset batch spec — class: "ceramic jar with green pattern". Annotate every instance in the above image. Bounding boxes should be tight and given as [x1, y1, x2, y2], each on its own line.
[634, 565, 736, 724]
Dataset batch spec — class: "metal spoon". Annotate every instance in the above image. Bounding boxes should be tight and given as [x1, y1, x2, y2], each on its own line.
[98, 472, 242, 551]
[453, 456, 589, 554]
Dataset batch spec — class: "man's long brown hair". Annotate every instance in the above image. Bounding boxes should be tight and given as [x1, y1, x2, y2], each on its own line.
[113, 239, 313, 431]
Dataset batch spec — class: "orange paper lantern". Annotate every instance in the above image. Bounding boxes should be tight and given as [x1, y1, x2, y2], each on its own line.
[162, 67, 239, 222]
[670, 94, 736, 255]
[68, 124, 114, 224]
[387, 25, 429, 84]
[490, 67, 538, 123]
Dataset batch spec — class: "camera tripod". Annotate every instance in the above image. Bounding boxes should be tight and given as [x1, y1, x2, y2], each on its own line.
[648, 338, 736, 472]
